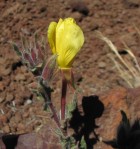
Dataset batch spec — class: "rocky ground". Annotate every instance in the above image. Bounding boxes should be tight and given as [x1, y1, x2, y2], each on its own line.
[0, 0, 140, 148]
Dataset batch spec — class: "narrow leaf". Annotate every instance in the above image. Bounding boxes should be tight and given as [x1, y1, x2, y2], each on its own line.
[31, 48, 37, 64]
[11, 43, 22, 56]
[23, 53, 34, 67]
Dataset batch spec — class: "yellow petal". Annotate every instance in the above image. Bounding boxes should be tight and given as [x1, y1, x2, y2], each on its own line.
[56, 18, 64, 53]
[56, 18, 63, 31]
[64, 17, 76, 24]
[56, 18, 84, 68]
[47, 22, 57, 54]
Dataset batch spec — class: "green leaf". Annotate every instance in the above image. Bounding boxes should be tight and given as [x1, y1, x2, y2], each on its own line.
[11, 42, 22, 56]
[80, 136, 87, 149]
[54, 129, 77, 149]
[61, 136, 77, 149]
[31, 67, 37, 72]
[66, 92, 77, 119]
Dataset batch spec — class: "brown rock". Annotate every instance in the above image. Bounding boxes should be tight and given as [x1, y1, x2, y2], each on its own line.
[16, 133, 44, 149]
[71, 12, 83, 22]
[98, 61, 106, 68]
[3, 125, 10, 133]
[69, 0, 89, 15]
[0, 139, 6, 149]
[0, 92, 5, 103]
[0, 114, 8, 123]
[14, 113, 22, 123]
[6, 111, 12, 120]
[95, 141, 113, 149]
[95, 87, 128, 140]
[0, 82, 4, 91]
[17, 123, 25, 131]
[124, 0, 140, 7]
[90, 23, 99, 31]
[22, 112, 29, 118]
[0, 66, 11, 76]
[127, 87, 140, 120]
[14, 73, 26, 81]
[6, 93, 14, 102]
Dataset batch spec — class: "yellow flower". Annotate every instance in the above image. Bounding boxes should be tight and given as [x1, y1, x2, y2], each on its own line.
[47, 18, 84, 69]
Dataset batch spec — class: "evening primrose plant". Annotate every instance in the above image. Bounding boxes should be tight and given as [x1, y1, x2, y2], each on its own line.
[48, 17, 84, 120]
[12, 17, 86, 149]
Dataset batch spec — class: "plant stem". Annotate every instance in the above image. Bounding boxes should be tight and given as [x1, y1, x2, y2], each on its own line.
[61, 76, 67, 120]
[46, 89, 61, 128]
[40, 81, 61, 128]
[49, 101, 61, 128]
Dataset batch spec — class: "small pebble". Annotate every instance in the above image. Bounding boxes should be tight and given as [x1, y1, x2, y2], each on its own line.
[25, 99, 32, 105]
[98, 62, 106, 68]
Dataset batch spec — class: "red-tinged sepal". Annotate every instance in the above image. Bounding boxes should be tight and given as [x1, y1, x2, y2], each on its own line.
[41, 55, 57, 85]
[23, 52, 34, 67]
[31, 48, 37, 64]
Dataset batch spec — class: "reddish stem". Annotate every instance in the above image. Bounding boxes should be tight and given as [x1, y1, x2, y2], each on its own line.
[61, 77, 67, 120]
[49, 102, 61, 128]
[43, 84, 61, 128]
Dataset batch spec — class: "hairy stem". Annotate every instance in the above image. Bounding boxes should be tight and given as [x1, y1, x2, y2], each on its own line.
[61, 77, 67, 120]
[40, 81, 61, 128]
[49, 101, 61, 128]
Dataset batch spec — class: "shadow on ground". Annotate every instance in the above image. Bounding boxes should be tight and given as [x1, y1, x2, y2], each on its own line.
[0, 95, 104, 149]
[70, 95, 104, 149]
[1, 134, 20, 149]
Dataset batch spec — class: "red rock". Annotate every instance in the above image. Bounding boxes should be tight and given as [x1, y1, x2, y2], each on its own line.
[95, 87, 128, 140]
[127, 87, 140, 120]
